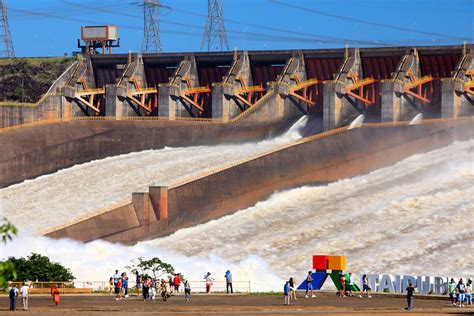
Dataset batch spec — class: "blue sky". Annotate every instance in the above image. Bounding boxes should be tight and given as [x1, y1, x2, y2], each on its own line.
[5, 0, 474, 57]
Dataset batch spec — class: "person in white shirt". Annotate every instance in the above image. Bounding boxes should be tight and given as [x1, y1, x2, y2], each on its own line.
[347, 272, 355, 297]
[20, 282, 30, 310]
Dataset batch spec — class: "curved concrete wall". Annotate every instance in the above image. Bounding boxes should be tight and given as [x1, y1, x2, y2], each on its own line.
[45, 118, 473, 243]
[0, 118, 294, 188]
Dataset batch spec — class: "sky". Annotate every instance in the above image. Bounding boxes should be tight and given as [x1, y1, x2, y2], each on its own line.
[3, 0, 474, 57]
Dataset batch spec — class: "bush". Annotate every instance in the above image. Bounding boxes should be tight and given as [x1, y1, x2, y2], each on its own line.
[5, 253, 75, 282]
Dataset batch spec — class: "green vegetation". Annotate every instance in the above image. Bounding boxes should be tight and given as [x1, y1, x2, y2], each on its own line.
[0, 57, 75, 103]
[4, 253, 75, 282]
[126, 256, 175, 280]
[0, 218, 17, 287]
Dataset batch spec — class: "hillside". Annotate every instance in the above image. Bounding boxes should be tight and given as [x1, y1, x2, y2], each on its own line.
[0, 57, 75, 104]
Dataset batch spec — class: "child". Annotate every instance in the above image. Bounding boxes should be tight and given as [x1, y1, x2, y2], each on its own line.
[284, 281, 290, 305]
[160, 279, 168, 302]
[115, 277, 122, 300]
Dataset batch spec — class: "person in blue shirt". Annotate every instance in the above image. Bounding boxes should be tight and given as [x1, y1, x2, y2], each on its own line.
[284, 281, 290, 305]
[225, 270, 233, 294]
[121, 272, 129, 298]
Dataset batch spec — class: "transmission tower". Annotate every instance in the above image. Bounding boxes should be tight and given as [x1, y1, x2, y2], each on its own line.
[0, 0, 14, 58]
[201, 0, 229, 52]
[141, 0, 162, 53]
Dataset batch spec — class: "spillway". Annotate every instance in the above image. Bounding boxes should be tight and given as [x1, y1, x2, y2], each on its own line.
[0, 116, 308, 233]
[1, 138, 472, 292]
[146, 138, 474, 278]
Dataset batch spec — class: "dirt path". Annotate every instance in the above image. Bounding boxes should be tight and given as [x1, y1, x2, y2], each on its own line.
[0, 292, 469, 315]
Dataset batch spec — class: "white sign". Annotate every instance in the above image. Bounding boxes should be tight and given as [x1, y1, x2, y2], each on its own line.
[363, 274, 469, 295]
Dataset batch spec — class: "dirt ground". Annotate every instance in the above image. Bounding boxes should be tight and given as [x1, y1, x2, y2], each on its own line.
[1, 292, 472, 315]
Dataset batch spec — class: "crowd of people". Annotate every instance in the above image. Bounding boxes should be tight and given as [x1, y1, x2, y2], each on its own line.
[106, 269, 236, 303]
[448, 278, 472, 308]
[283, 273, 473, 310]
[7, 272, 472, 311]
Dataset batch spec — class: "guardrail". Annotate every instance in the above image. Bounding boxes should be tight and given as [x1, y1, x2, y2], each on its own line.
[7, 280, 251, 294]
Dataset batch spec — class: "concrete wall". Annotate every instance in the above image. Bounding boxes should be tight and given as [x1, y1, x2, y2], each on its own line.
[45, 118, 473, 243]
[0, 118, 293, 188]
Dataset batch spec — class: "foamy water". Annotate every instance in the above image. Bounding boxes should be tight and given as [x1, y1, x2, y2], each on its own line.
[145, 138, 474, 279]
[1, 125, 472, 291]
[1, 116, 308, 233]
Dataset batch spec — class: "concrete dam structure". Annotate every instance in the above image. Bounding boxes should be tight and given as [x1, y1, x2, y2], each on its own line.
[1, 44, 473, 244]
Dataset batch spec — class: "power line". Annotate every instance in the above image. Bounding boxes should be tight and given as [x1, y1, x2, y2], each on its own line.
[11, 1, 395, 49]
[0, 0, 14, 57]
[271, 0, 468, 42]
[201, 0, 229, 51]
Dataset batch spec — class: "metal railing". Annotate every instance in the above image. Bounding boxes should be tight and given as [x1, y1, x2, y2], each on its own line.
[7, 280, 251, 294]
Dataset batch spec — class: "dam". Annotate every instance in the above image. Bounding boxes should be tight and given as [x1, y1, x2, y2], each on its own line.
[0, 44, 473, 255]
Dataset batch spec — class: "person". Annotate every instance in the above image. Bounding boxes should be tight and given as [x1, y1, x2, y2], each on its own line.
[225, 270, 233, 294]
[51, 284, 60, 306]
[456, 278, 466, 307]
[160, 279, 168, 302]
[359, 274, 372, 298]
[143, 277, 151, 301]
[9, 283, 19, 311]
[339, 273, 346, 297]
[448, 278, 457, 306]
[405, 282, 415, 311]
[151, 279, 157, 301]
[121, 272, 129, 298]
[289, 277, 297, 300]
[204, 272, 214, 293]
[284, 280, 290, 305]
[20, 282, 30, 310]
[168, 273, 175, 295]
[347, 272, 355, 297]
[113, 269, 120, 287]
[108, 277, 114, 294]
[305, 271, 316, 298]
[173, 273, 181, 295]
[465, 279, 472, 307]
[184, 280, 191, 302]
[135, 271, 141, 296]
[115, 276, 122, 300]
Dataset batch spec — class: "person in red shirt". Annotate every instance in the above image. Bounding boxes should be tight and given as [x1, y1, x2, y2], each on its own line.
[173, 274, 181, 294]
[115, 278, 122, 300]
[339, 274, 346, 297]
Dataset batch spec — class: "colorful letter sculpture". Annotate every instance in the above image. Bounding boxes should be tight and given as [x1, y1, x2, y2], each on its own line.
[297, 255, 360, 291]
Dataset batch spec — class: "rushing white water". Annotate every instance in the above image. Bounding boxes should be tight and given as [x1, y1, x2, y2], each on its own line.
[0, 115, 308, 233]
[145, 138, 474, 279]
[409, 112, 423, 125]
[348, 114, 365, 129]
[2, 137, 473, 292]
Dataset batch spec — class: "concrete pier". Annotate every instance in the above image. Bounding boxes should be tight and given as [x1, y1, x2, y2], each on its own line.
[442, 53, 474, 118]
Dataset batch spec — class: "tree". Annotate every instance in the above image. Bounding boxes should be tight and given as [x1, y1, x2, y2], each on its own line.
[0, 217, 17, 287]
[6, 253, 75, 282]
[126, 257, 174, 280]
